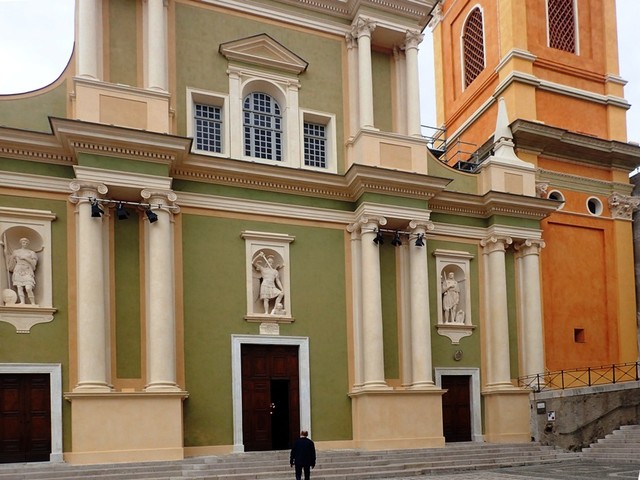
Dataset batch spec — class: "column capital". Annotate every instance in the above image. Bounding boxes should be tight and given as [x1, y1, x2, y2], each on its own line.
[352, 17, 376, 39]
[409, 219, 434, 232]
[403, 30, 424, 51]
[345, 31, 357, 50]
[480, 235, 512, 254]
[514, 238, 545, 257]
[608, 192, 640, 220]
[141, 189, 179, 212]
[69, 181, 108, 204]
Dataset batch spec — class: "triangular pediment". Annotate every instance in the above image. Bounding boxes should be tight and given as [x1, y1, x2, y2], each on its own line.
[219, 33, 308, 74]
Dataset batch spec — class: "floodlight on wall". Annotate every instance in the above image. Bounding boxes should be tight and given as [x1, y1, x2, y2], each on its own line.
[391, 231, 402, 246]
[71, 196, 178, 222]
[91, 200, 104, 218]
[116, 203, 130, 220]
[367, 228, 426, 248]
[145, 208, 159, 224]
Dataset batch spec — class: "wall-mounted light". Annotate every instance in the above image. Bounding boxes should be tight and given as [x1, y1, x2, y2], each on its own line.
[71, 196, 178, 223]
[145, 208, 158, 224]
[116, 202, 130, 220]
[90, 200, 104, 218]
[391, 231, 402, 246]
[368, 228, 425, 248]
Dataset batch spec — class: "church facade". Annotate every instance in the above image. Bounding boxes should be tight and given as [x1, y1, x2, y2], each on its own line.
[0, 0, 638, 465]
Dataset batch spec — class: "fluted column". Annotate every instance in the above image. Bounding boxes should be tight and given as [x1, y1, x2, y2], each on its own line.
[70, 181, 111, 392]
[146, 0, 168, 91]
[481, 235, 513, 388]
[76, 0, 101, 79]
[408, 220, 435, 388]
[353, 18, 376, 130]
[142, 189, 180, 392]
[359, 217, 388, 388]
[515, 239, 546, 378]
[404, 30, 424, 137]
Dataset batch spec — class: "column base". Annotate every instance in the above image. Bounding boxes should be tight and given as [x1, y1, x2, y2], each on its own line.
[482, 387, 531, 443]
[64, 390, 188, 464]
[349, 388, 445, 450]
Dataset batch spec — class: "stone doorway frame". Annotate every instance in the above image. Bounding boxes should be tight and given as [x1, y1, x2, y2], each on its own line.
[435, 367, 483, 442]
[231, 335, 310, 452]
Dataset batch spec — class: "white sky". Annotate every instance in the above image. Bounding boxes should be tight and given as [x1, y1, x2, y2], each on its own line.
[0, 0, 638, 143]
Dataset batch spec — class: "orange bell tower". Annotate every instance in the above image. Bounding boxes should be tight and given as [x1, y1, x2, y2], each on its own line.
[431, 0, 639, 371]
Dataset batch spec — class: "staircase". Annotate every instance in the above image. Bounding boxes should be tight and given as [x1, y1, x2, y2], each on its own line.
[0, 443, 577, 480]
[582, 424, 640, 463]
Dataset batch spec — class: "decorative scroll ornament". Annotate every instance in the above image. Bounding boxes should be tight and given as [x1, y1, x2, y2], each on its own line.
[608, 193, 640, 220]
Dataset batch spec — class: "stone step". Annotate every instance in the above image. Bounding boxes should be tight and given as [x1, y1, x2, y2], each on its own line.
[0, 443, 578, 480]
[581, 424, 640, 463]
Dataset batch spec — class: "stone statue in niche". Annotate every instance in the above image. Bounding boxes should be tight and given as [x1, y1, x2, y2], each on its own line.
[252, 250, 285, 315]
[441, 270, 464, 323]
[1, 235, 39, 306]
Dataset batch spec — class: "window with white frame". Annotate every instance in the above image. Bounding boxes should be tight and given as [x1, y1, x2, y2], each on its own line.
[194, 103, 223, 153]
[243, 92, 283, 161]
[303, 121, 327, 168]
[187, 89, 228, 156]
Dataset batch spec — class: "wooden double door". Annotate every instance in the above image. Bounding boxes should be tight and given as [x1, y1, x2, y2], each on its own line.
[0, 373, 51, 463]
[441, 375, 472, 442]
[241, 344, 300, 451]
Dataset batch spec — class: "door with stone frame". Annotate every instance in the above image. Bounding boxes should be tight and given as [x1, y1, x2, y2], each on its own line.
[0, 373, 51, 463]
[441, 375, 472, 442]
[241, 344, 300, 451]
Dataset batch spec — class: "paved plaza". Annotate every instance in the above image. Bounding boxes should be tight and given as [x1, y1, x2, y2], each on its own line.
[398, 461, 640, 479]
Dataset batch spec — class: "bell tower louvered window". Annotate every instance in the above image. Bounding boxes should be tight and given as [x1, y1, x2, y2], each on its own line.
[462, 8, 485, 88]
[548, 0, 576, 53]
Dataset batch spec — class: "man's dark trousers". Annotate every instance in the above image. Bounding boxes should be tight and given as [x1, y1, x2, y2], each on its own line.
[294, 464, 311, 480]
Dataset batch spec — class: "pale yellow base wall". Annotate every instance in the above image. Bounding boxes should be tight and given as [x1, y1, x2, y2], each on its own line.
[65, 392, 187, 465]
[350, 388, 446, 450]
[483, 388, 531, 443]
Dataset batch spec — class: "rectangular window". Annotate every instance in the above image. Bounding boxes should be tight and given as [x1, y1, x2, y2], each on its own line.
[195, 103, 222, 153]
[303, 122, 327, 168]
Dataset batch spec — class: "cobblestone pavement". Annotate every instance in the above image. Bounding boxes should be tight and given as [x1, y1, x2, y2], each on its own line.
[396, 461, 640, 479]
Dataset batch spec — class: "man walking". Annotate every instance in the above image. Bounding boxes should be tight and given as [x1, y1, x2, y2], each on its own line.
[290, 430, 316, 480]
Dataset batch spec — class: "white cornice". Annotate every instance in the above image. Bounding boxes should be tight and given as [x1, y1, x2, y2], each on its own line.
[0, 172, 71, 194]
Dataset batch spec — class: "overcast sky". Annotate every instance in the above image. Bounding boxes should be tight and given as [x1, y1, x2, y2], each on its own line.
[0, 0, 638, 143]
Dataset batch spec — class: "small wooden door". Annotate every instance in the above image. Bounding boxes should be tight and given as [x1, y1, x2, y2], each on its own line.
[441, 375, 471, 442]
[0, 373, 51, 463]
[241, 345, 300, 451]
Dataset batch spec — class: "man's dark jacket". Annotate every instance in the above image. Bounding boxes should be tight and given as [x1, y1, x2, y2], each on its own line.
[290, 436, 316, 467]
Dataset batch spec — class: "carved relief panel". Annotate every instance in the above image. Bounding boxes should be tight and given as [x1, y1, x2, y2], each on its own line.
[242, 231, 294, 326]
[0, 207, 56, 333]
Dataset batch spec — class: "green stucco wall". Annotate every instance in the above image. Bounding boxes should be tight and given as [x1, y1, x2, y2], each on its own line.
[428, 240, 482, 371]
[371, 51, 392, 133]
[380, 244, 399, 380]
[174, 3, 346, 171]
[181, 214, 351, 446]
[114, 216, 142, 378]
[0, 194, 71, 451]
[0, 82, 68, 133]
[108, 0, 138, 87]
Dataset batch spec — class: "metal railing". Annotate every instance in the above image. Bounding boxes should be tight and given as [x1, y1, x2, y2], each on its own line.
[518, 362, 640, 393]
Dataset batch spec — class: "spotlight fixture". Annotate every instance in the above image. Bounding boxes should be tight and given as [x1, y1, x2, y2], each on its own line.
[391, 231, 402, 247]
[90, 200, 104, 218]
[116, 203, 130, 220]
[414, 233, 425, 247]
[145, 208, 158, 224]
[373, 229, 384, 245]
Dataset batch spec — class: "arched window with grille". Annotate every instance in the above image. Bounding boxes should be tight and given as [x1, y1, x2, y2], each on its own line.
[547, 0, 576, 53]
[462, 7, 485, 88]
[243, 92, 283, 161]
